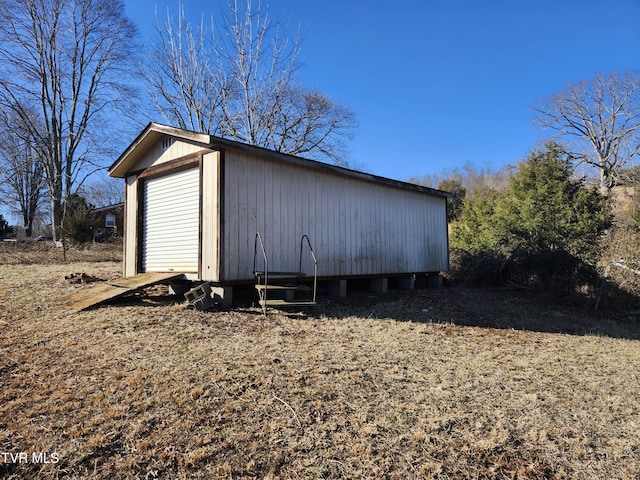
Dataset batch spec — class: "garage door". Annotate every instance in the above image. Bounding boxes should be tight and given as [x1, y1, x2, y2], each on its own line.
[142, 167, 200, 273]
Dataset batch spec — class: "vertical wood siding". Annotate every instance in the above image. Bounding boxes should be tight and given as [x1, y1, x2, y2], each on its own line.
[124, 175, 138, 277]
[201, 152, 220, 281]
[134, 138, 204, 171]
[221, 150, 448, 282]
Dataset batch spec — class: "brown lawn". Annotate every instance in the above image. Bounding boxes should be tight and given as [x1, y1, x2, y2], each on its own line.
[1, 243, 639, 479]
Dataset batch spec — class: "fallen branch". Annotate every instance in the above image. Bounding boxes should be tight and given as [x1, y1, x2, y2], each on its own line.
[273, 394, 302, 428]
[607, 260, 640, 277]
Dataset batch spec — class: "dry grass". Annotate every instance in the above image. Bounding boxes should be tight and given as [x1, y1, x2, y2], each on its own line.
[0, 241, 123, 266]
[1, 247, 639, 479]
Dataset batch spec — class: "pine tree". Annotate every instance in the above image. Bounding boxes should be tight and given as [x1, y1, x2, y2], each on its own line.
[494, 143, 610, 265]
[451, 143, 611, 266]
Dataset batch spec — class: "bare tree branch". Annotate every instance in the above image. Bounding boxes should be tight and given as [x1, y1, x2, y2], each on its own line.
[0, 108, 47, 237]
[0, 0, 139, 240]
[532, 71, 640, 196]
[144, 3, 227, 135]
[142, 0, 357, 165]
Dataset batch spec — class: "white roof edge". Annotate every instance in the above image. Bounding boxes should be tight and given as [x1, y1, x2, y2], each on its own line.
[108, 122, 211, 177]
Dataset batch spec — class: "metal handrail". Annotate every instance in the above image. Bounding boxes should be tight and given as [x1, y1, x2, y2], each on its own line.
[299, 234, 318, 303]
[254, 232, 318, 314]
[254, 232, 269, 314]
[254, 232, 268, 275]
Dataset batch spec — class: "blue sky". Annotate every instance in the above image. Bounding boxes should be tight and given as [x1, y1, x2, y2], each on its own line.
[3, 0, 638, 225]
[124, 0, 639, 183]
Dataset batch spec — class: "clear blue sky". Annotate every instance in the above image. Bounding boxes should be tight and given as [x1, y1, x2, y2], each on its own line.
[3, 2, 637, 226]
[124, 0, 639, 182]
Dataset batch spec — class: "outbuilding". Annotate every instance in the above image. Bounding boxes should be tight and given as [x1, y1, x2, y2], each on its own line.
[108, 123, 449, 305]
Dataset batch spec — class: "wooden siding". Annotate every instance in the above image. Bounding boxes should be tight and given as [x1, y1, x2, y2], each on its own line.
[123, 175, 138, 277]
[133, 137, 205, 172]
[201, 151, 220, 281]
[221, 149, 448, 282]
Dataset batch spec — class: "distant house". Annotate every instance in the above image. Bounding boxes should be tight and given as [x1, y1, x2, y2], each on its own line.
[92, 203, 124, 241]
[108, 123, 449, 302]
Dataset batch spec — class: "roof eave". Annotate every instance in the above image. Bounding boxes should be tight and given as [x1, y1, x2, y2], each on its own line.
[208, 135, 452, 199]
[108, 122, 211, 178]
[109, 123, 450, 199]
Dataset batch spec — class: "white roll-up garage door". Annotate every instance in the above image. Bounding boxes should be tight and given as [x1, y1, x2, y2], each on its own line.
[142, 167, 200, 273]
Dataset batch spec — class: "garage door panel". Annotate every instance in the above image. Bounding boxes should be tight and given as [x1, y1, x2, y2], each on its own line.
[142, 167, 199, 273]
[145, 211, 198, 223]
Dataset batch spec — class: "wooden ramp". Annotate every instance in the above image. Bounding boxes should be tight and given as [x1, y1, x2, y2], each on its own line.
[59, 272, 185, 311]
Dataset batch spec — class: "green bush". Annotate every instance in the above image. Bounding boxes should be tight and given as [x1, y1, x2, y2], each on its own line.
[62, 194, 100, 244]
[449, 143, 611, 294]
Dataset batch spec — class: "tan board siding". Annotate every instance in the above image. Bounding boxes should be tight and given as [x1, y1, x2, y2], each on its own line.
[201, 151, 220, 281]
[124, 175, 138, 277]
[221, 150, 448, 282]
[134, 138, 206, 172]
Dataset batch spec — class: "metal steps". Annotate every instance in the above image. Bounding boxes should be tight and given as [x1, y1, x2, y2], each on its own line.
[258, 299, 317, 307]
[253, 271, 306, 278]
[253, 234, 318, 315]
[255, 284, 312, 292]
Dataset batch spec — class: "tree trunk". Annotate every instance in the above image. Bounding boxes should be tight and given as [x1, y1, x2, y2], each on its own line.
[23, 211, 32, 238]
[50, 180, 63, 242]
[599, 168, 611, 197]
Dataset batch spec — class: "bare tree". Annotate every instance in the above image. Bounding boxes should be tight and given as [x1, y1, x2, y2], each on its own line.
[81, 175, 124, 208]
[265, 86, 356, 166]
[0, 110, 46, 237]
[0, 0, 139, 240]
[532, 71, 640, 196]
[145, 3, 227, 135]
[144, 0, 356, 165]
[409, 161, 512, 194]
[214, 0, 301, 144]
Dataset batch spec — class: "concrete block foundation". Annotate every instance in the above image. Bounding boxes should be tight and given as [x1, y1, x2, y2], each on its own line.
[397, 275, 416, 290]
[328, 279, 347, 298]
[370, 277, 388, 294]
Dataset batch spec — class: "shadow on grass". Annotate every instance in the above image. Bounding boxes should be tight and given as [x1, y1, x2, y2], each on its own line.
[315, 281, 640, 341]
[85, 277, 640, 341]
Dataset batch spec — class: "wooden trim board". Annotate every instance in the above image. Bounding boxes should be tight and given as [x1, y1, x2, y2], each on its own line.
[59, 272, 185, 311]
